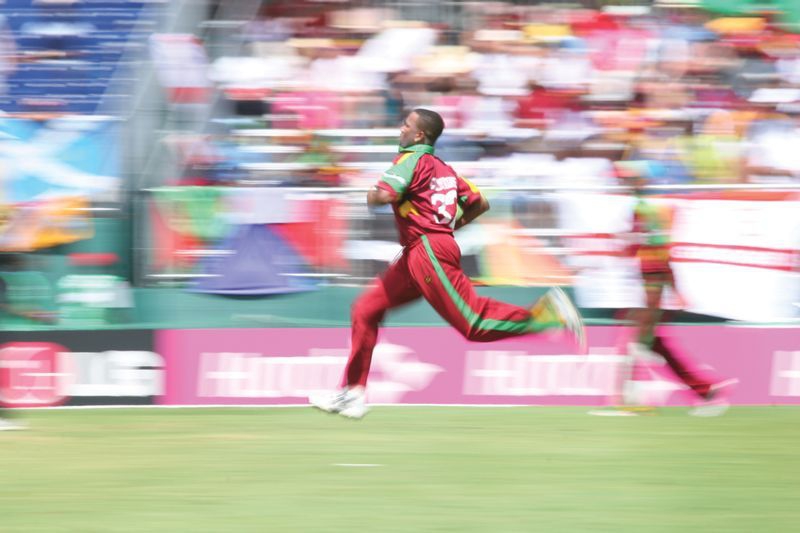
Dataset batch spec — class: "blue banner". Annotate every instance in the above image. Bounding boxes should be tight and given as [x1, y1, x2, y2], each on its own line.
[0, 116, 120, 203]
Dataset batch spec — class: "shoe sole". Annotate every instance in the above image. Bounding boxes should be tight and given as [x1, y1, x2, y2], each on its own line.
[691, 378, 739, 417]
[706, 378, 739, 400]
[309, 397, 342, 414]
[550, 287, 587, 353]
[309, 396, 367, 419]
[310, 404, 339, 414]
[339, 409, 369, 420]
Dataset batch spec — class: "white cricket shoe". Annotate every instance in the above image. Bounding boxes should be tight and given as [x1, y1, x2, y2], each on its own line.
[338, 389, 369, 419]
[309, 389, 346, 413]
[546, 287, 587, 353]
[0, 418, 26, 431]
[689, 379, 738, 417]
[309, 387, 369, 419]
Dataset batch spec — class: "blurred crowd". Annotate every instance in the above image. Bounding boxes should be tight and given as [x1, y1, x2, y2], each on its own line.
[0, 0, 798, 321]
[167, 0, 800, 190]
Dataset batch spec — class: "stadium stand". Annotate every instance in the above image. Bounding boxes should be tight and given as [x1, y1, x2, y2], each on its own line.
[0, 0, 158, 114]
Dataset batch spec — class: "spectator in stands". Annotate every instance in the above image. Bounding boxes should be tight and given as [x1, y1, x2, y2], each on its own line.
[515, 81, 578, 129]
[680, 110, 746, 183]
[745, 104, 800, 183]
[0, 14, 16, 98]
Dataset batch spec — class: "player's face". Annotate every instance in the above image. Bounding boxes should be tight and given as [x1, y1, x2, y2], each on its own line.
[399, 112, 423, 148]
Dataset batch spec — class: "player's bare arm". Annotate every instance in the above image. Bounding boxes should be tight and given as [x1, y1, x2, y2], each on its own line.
[455, 194, 490, 229]
[367, 186, 395, 207]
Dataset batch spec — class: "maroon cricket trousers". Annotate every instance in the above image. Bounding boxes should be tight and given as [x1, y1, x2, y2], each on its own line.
[343, 233, 559, 387]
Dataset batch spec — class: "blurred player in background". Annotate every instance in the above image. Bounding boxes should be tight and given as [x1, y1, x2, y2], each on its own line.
[0, 252, 26, 430]
[609, 172, 736, 417]
[0, 207, 57, 431]
[311, 108, 585, 419]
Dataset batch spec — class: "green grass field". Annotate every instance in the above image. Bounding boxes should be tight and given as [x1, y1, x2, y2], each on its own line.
[1, 407, 798, 532]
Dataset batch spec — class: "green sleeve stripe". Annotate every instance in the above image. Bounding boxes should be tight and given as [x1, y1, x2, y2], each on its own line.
[381, 172, 409, 186]
[379, 152, 423, 195]
[420, 235, 558, 334]
[381, 172, 411, 193]
[380, 174, 406, 194]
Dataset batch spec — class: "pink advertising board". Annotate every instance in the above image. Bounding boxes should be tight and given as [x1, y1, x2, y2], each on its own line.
[156, 325, 800, 406]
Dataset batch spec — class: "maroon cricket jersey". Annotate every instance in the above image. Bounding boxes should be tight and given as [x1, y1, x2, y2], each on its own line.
[375, 144, 483, 247]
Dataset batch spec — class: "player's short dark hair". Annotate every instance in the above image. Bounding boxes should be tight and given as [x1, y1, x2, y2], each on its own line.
[413, 108, 445, 145]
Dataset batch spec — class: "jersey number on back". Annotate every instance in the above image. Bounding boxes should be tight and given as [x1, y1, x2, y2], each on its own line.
[431, 189, 457, 228]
